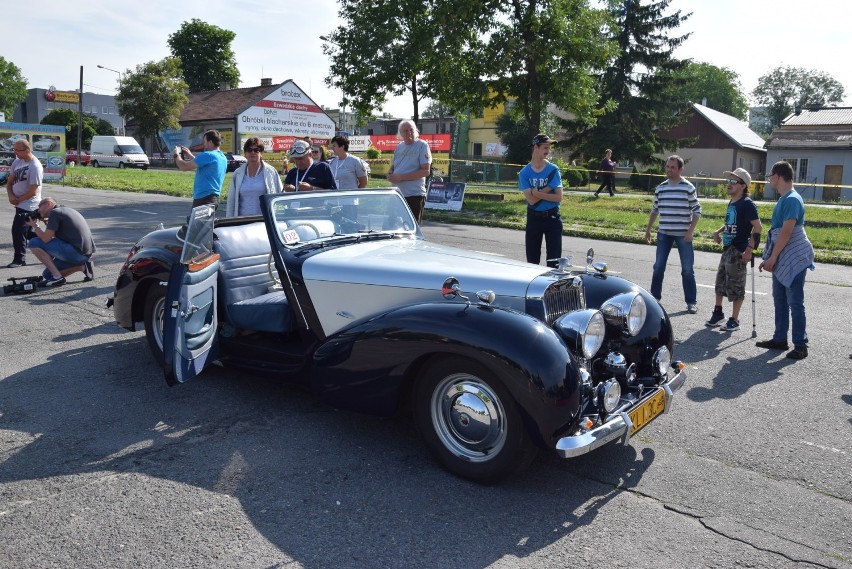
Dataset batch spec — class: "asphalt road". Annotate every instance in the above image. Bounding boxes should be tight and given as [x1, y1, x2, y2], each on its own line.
[1, 185, 850, 569]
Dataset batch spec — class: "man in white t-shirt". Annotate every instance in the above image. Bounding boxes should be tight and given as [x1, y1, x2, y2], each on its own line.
[329, 135, 368, 189]
[6, 138, 43, 267]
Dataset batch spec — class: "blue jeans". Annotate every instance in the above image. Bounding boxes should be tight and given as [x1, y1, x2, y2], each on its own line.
[525, 211, 563, 267]
[650, 232, 697, 305]
[28, 236, 89, 278]
[772, 268, 808, 347]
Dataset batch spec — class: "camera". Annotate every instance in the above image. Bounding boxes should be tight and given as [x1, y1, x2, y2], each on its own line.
[3, 275, 43, 295]
[24, 210, 41, 221]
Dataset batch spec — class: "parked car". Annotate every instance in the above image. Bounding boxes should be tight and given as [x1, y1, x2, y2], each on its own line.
[33, 136, 59, 152]
[110, 189, 686, 483]
[225, 152, 247, 172]
[65, 150, 91, 166]
[90, 135, 149, 169]
[0, 134, 29, 151]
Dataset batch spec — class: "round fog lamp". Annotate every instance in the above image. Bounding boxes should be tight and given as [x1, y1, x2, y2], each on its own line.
[597, 379, 622, 413]
[653, 346, 671, 376]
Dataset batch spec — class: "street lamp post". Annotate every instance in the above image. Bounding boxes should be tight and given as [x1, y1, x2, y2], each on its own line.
[97, 64, 124, 135]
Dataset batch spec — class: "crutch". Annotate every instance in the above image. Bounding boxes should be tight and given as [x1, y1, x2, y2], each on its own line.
[750, 233, 761, 338]
[751, 255, 757, 338]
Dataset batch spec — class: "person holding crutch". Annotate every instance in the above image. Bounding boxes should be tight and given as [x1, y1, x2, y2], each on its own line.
[705, 168, 761, 331]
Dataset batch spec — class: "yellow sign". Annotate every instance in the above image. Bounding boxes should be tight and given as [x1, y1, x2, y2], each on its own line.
[54, 91, 80, 104]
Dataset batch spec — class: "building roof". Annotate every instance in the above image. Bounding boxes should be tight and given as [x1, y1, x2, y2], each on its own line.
[781, 106, 852, 126]
[692, 103, 766, 151]
[178, 84, 281, 123]
[765, 130, 852, 150]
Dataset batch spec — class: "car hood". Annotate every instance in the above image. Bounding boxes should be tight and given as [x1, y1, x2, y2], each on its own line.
[302, 238, 547, 299]
[299, 238, 551, 336]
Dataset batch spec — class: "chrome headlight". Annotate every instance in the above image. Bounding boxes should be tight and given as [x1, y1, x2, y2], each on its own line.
[653, 346, 671, 375]
[554, 309, 606, 359]
[596, 379, 622, 413]
[601, 292, 647, 336]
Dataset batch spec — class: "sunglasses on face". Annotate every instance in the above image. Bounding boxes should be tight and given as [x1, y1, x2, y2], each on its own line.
[244, 147, 262, 153]
[727, 179, 742, 185]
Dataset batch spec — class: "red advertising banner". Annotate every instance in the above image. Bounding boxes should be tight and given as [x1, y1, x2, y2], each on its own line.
[370, 134, 451, 152]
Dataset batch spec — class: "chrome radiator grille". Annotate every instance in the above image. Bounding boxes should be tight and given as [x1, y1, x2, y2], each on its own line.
[543, 280, 585, 326]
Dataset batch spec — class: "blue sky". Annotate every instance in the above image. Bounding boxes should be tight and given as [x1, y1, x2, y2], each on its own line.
[6, 0, 850, 119]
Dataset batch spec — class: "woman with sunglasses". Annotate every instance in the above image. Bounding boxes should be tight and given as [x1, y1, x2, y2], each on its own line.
[311, 146, 329, 162]
[225, 138, 283, 217]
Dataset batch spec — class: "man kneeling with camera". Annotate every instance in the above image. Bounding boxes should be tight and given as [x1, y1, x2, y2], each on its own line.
[25, 197, 96, 287]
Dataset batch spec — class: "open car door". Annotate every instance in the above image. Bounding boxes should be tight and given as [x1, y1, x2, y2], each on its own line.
[163, 205, 219, 386]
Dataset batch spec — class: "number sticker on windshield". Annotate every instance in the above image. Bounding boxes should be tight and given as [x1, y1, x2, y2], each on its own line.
[282, 229, 300, 244]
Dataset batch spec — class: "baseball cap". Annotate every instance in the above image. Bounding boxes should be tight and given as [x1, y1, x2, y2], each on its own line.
[289, 140, 311, 158]
[531, 134, 554, 146]
[723, 167, 751, 186]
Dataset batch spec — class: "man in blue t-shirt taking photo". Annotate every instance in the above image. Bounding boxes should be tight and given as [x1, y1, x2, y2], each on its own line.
[518, 134, 563, 267]
[175, 129, 227, 210]
[705, 168, 762, 332]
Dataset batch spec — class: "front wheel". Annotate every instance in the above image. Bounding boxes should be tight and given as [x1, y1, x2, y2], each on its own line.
[143, 285, 167, 367]
[413, 356, 537, 483]
[118, 162, 125, 169]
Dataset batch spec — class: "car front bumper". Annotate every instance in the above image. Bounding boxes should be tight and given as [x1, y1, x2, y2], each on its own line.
[554, 365, 687, 458]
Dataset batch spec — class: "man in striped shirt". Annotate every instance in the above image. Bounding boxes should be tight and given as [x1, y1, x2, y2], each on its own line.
[644, 155, 702, 313]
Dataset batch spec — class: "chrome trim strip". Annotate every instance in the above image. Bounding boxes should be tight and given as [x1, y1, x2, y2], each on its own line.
[555, 368, 687, 458]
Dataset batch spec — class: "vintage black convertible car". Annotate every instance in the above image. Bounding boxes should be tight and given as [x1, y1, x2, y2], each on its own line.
[111, 189, 686, 483]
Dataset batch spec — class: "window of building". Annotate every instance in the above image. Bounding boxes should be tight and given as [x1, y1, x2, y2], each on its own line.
[749, 159, 755, 172]
[781, 157, 809, 182]
[45, 103, 53, 110]
[91, 106, 98, 114]
[108, 106, 116, 115]
[83, 105, 91, 113]
[472, 143, 483, 156]
[739, 157, 744, 167]
[102, 106, 109, 114]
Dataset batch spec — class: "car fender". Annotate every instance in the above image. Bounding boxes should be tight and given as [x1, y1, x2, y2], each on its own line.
[310, 302, 581, 446]
[114, 245, 180, 330]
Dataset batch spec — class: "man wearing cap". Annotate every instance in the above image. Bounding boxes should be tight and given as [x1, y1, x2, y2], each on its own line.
[283, 140, 337, 192]
[518, 134, 563, 267]
[705, 168, 762, 332]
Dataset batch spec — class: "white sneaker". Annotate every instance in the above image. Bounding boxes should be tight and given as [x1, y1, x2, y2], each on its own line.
[687, 304, 698, 314]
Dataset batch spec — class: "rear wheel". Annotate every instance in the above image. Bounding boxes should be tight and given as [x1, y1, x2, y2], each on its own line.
[91, 160, 99, 168]
[118, 162, 125, 169]
[143, 285, 167, 366]
[413, 356, 537, 483]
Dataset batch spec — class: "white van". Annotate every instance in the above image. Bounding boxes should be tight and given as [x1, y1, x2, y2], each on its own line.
[90, 136, 149, 170]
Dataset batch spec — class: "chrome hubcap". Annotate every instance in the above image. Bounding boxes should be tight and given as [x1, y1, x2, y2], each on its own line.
[431, 373, 507, 462]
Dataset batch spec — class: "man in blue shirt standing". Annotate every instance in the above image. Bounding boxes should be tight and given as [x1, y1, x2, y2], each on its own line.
[756, 160, 815, 360]
[175, 129, 227, 210]
[518, 134, 563, 267]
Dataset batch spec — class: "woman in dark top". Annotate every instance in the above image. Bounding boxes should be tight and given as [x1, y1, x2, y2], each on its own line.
[595, 149, 616, 197]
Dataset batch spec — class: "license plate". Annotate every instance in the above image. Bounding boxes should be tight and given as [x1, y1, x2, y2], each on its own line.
[629, 389, 667, 436]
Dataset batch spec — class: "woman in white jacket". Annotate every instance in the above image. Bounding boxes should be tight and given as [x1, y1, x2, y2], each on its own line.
[225, 138, 283, 217]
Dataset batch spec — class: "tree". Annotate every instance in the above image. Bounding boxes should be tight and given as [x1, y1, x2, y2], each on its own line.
[324, 0, 611, 134]
[323, 0, 448, 123]
[565, 0, 692, 164]
[0, 57, 28, 119]
[115, 58, 188, 142]
[495, 111, 532, 166]
[752, 65, 846, 132]
[435, 0, 614, 143]
[168, 19, 240, 93]
[40, 109, 116, 149]
[667, 61, 748, 120]
[422, 100, 454, 119]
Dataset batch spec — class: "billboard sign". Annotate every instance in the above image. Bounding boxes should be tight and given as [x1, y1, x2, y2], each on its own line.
[0, 122, 66, 182]
[237, 80, 335, 150]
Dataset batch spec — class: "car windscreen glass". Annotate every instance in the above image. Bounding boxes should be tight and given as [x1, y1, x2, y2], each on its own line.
[179, 204, 216, 264]
[118, 145, 144, 154]
[270, 191, 417, 247]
